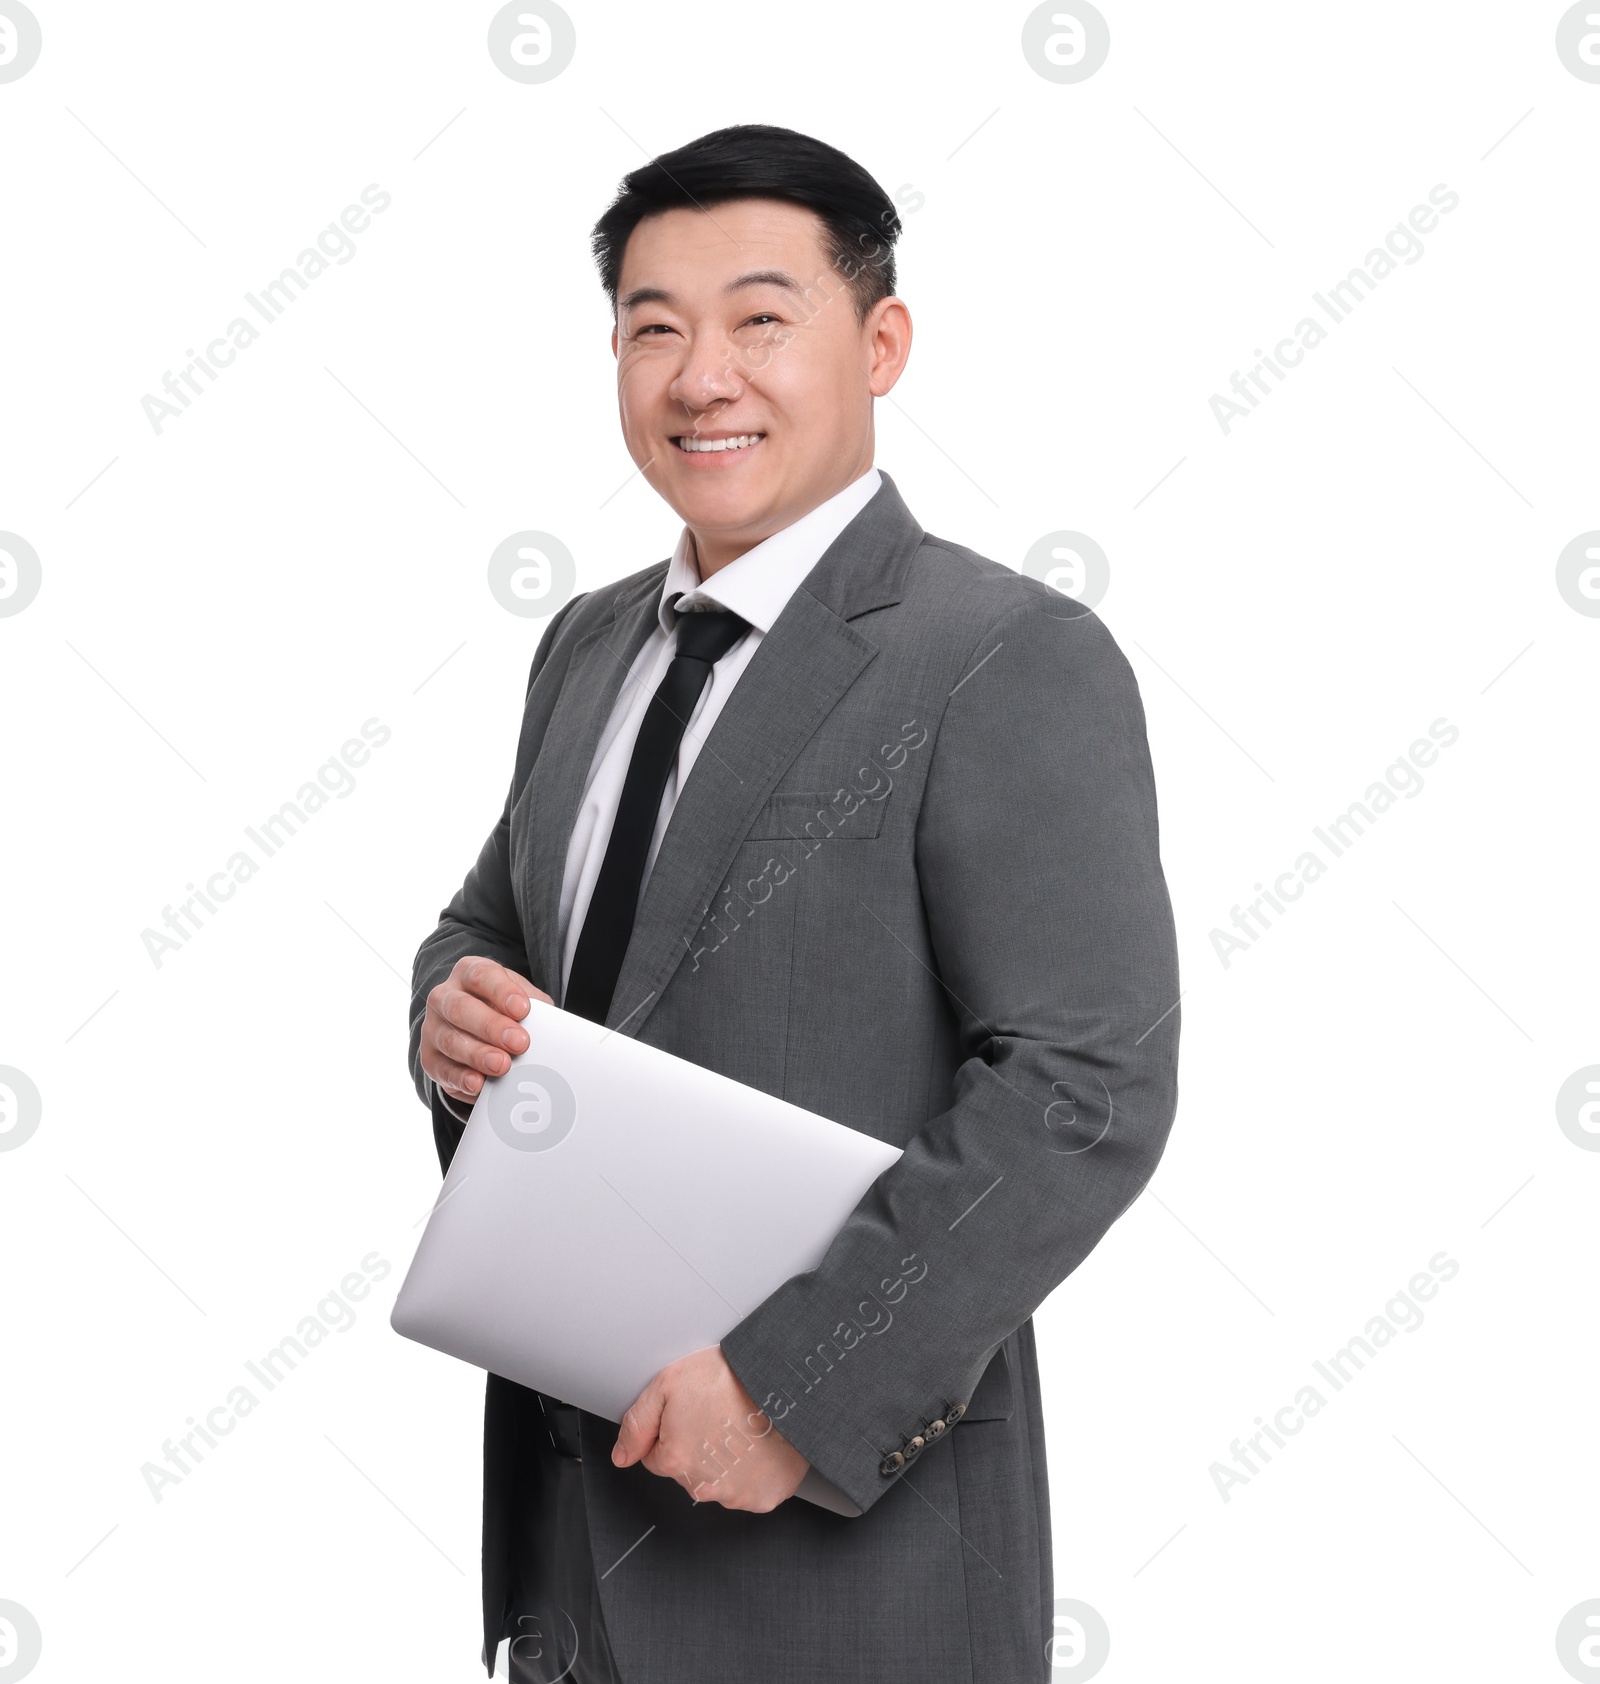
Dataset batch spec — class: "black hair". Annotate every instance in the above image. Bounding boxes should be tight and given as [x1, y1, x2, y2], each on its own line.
[591, 123, 901, 324]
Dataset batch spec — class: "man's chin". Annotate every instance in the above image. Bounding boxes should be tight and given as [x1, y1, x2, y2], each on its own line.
[657, 473, 781, 534]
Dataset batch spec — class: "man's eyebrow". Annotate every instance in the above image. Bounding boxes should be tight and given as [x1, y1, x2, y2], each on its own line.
[618, 285, 672, 311]
[618, 269, 804, 313]
[723, 267, 802, 295]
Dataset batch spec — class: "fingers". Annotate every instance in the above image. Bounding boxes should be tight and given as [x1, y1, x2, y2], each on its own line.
[608, 1349, 806, 1511]
[664, 1452, 780, 1513]
[421, 999, 515, 1098]
[612, 1382, 665, 1468]
[439, 989, 528, 1063]
[626, 1423, 788, 1512]
[425, 1045, 494, 1104]
[420, 957, 551, 1101]
[456, 956, 546, 1020]
[659, 1452, 714, 1505]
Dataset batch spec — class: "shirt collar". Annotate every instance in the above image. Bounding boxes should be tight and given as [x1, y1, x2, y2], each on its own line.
[657, 466, 883, 635]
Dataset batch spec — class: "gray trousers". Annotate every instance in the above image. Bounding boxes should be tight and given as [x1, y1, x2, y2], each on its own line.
[500, 1397, 624, 1684]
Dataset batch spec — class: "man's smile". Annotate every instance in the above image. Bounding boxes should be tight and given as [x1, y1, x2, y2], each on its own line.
[671, 430, 766, 458]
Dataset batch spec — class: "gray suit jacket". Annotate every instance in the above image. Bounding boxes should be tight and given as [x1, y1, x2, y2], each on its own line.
[408, 471, 1180, 1682]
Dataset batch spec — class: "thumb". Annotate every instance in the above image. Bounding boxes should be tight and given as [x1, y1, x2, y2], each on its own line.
[612, 1379, 665, 1467]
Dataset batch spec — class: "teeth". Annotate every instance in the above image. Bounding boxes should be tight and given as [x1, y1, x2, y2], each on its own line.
[676, 434, 762, 453]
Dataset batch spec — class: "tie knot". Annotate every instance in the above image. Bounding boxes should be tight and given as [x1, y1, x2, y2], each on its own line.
[673, 604, 749, 666]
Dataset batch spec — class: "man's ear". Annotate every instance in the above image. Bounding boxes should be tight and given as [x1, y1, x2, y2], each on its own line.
[866, 296, 912, 397]
[611, 323, 619, 359]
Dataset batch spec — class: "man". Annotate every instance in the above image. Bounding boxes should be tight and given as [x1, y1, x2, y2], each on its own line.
[409, 123, 1180, 1683]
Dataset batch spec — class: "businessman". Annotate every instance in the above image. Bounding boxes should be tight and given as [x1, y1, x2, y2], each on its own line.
[409, 123, 1180, 1683]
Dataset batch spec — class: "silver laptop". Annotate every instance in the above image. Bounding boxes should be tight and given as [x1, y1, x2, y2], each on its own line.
[391, 1000, 901, 1516]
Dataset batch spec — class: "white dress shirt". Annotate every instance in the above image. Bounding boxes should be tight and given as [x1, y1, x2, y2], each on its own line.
[556, 466, 882, 998]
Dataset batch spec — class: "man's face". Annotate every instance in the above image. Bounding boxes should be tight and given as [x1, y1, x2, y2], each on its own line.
[611, 197, 910, 568]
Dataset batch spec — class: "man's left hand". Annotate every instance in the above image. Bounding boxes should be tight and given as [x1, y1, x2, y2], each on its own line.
[611, 1345, 809, 1511]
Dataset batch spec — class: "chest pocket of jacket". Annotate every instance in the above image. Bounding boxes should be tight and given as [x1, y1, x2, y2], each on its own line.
[744, 788, 888, 844]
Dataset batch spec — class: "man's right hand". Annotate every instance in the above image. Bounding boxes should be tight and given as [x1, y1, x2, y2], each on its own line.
[420, 957, 550, 1106]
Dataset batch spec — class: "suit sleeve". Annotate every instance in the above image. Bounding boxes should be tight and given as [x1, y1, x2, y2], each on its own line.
[408, 594, 586, 1178]
[718, 591, 1181, 1513]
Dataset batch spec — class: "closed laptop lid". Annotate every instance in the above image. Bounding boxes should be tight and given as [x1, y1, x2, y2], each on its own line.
[391, 1000, 901, 1514]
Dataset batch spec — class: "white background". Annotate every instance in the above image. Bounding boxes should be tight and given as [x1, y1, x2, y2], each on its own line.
[2, 2, 1597, 1680]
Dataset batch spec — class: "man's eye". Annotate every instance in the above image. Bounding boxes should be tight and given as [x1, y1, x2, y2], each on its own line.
[634, 323, 673, 336]
[743, 314, 780, 327]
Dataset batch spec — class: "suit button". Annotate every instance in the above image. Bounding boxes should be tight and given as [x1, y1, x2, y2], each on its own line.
[926, 1417, 946, 1439]
[879, 1450, 905, 1476]
[906, 1434, 926, 1456]
[946, 1401, 966, 1424]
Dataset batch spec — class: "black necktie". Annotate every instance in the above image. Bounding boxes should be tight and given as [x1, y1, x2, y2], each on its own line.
[563, 602, 751, 1025]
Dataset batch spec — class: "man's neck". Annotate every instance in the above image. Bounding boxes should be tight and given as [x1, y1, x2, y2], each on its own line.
[691, 531, 759, 581]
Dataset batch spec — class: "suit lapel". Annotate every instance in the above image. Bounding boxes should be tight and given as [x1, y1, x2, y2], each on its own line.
[520, 572, 664, 993]
[602, 470, 926, 1036]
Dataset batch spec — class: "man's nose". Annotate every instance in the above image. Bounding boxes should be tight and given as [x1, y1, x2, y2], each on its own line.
[667, 330, 745, 411]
